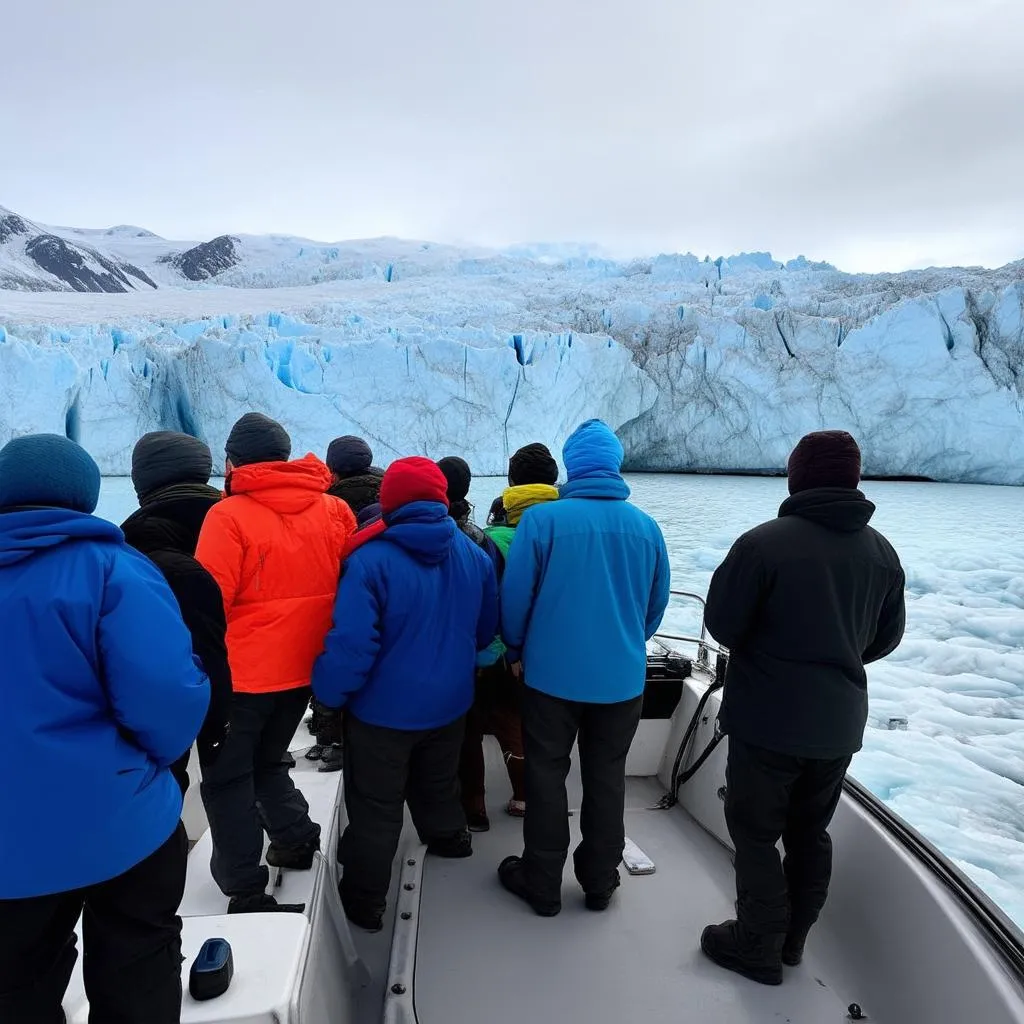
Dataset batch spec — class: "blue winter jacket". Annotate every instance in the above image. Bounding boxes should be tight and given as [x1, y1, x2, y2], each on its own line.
[0, 509, 210, 898]
[500, 476, 671, 704]
[312, 501, 499, 730]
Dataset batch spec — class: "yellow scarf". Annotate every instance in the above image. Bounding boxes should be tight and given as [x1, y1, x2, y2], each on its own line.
[503, 484, 559, 526]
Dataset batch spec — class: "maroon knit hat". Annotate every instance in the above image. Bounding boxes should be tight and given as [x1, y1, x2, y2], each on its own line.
[379, 457, 450, 513]
[787, 431, 862, 494]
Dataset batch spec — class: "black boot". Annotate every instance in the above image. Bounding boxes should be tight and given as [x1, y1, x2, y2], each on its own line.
[228, 892, 306, 914]
[339, 882, 385, 933]
[782, 929, 808, 966]
[266, 836, 320, 870]
[498, 856, 561, 917]
[304, 743, 324, 761]
[584, 869, 620, 912]
[466, 810, 490, 833]
[318, 743, 343, 773]
[700, 919, 783, 985]
[426, 831, 473, 859]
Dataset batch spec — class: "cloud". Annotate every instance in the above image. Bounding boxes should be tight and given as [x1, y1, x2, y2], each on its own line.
[2, 0, 1022, 271]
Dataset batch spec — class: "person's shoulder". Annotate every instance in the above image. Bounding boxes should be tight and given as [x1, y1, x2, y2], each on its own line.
[863, 524, 903, 569]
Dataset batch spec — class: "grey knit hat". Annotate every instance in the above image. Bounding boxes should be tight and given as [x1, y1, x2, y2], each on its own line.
[131, 431, 213, 500]
[0, 434, 101, 514]
[225, 413, 291, 467]
[326, 435, 373, 477]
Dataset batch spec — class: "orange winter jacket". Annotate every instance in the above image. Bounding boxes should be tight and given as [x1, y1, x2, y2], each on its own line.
[195, 454, 356, 694]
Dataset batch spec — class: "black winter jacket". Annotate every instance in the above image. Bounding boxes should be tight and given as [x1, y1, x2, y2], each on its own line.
[705, 488, 906, 759]
[121, 487, 233, 794]
[328, 469, 384, 515]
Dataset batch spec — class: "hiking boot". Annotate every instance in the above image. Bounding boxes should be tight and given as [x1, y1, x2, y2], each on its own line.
[228, 892, 305, 914]
[498, 856, 561, 917]
[339, 882, 384, 933]
[782, 931, 807, 966]
[266, 836, 320, 870]
[427, 831, 473, 859]
[466, 810, 491, 833]
[584, 870, 620, 912]
[700, 920, 783, 985]
[318, 743, 343, 772]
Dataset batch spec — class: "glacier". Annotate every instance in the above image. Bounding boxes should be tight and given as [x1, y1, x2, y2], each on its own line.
[0, 226, 1022, 481]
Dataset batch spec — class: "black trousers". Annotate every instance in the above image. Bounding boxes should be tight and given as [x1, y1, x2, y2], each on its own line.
[339, 714, 466, 914]
[725, 737, 852, 937]
[521, 687, 643, 901]
[0, 823, 187, 1024]
[200, 687, 321, 898]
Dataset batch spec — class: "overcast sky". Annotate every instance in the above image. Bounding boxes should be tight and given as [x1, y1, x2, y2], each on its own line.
[3, 0, 1023, 272]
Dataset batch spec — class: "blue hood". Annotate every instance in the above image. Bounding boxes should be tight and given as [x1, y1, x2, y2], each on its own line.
[0, 508, 123, 566]
[561, 420, 630, 500]
[382, 501, 456, 565]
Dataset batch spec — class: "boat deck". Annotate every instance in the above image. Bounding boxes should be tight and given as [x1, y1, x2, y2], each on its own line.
[357, 741, 868, 1024]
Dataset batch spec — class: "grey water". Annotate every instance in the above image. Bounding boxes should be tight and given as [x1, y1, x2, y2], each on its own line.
[97, 474, 1024, 928]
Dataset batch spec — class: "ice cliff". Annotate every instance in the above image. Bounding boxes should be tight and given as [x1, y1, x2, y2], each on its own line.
[0, 224, 1022, 483]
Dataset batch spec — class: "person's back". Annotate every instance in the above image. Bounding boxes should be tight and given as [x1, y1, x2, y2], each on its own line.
[700, 430, 906, 986]
[497, 421, 670, 919]
[501, 425, 670, 705]
[197, 444, 356, 694]
[0, 434, 209, 1024]
[707, 486, 905, 758]
[313, 457, 498, 932]
[194, 413, 356, 914]
[121, 430, 233, 795]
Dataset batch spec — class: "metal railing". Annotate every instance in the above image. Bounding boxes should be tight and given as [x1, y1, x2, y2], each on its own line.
[652, 589, 726, 670]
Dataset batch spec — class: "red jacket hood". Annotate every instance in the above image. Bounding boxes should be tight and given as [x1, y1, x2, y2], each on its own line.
[227, 454, 333, 514]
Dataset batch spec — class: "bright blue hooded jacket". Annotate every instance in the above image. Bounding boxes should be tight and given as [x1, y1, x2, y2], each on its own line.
[312, 501, 499, 730]
[501, 420, 671, 704]
[0, 509, 210, 898]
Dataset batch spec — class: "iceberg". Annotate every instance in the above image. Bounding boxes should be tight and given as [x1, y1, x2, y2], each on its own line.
[0, 222, 1021, 482]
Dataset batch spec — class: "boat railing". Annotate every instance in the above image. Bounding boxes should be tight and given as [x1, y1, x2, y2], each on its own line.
[652, 589, 726, 671]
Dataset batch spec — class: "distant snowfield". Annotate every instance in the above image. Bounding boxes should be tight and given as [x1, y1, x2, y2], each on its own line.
[1, 232, 1023, 483]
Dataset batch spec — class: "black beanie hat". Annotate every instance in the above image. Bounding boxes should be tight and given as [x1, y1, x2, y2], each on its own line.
[326, 435, 373, 477]
[225, 413, 291, 467]
[787, 430, 862, 494]
[131, 431, 213, 500]
[437, 456, 472, 502]
[508, 442, 558, 486]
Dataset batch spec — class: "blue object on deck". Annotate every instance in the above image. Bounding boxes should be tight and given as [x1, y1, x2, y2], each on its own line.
[189, 938, 234, 1001]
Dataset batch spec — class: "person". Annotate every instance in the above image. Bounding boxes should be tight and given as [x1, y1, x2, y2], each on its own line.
[0, 434, 209, 1024]
[497, 420, 670, 916]
[121, 431, 232, 796]
[309, 435, 386, 771]
[458, 442, 560, 831]
[312, 457, 498, 933]
[195, 413, 356, 913]
[700, 430, 906, 985]
[437, 455, 502, 569]
[326, 434, 384, 514]
[486, 495, 507, 526]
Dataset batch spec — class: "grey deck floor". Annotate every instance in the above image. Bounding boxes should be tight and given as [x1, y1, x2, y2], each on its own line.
[409, 743, 862, 1024]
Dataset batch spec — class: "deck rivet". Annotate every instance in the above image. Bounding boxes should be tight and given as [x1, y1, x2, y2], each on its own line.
[848, 1004, 864, 1021]
[403, 882, 416, 891]
[407, 858, 417, 866]
[392, 983, 406, 996]
[400, 911, 413, 920]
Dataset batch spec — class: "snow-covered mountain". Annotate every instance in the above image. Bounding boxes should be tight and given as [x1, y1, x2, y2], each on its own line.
[1, 205, 1022, 483]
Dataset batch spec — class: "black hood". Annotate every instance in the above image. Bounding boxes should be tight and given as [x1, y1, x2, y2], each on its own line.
[778, 487, 875, 533]
[121, 491, 220, 556]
